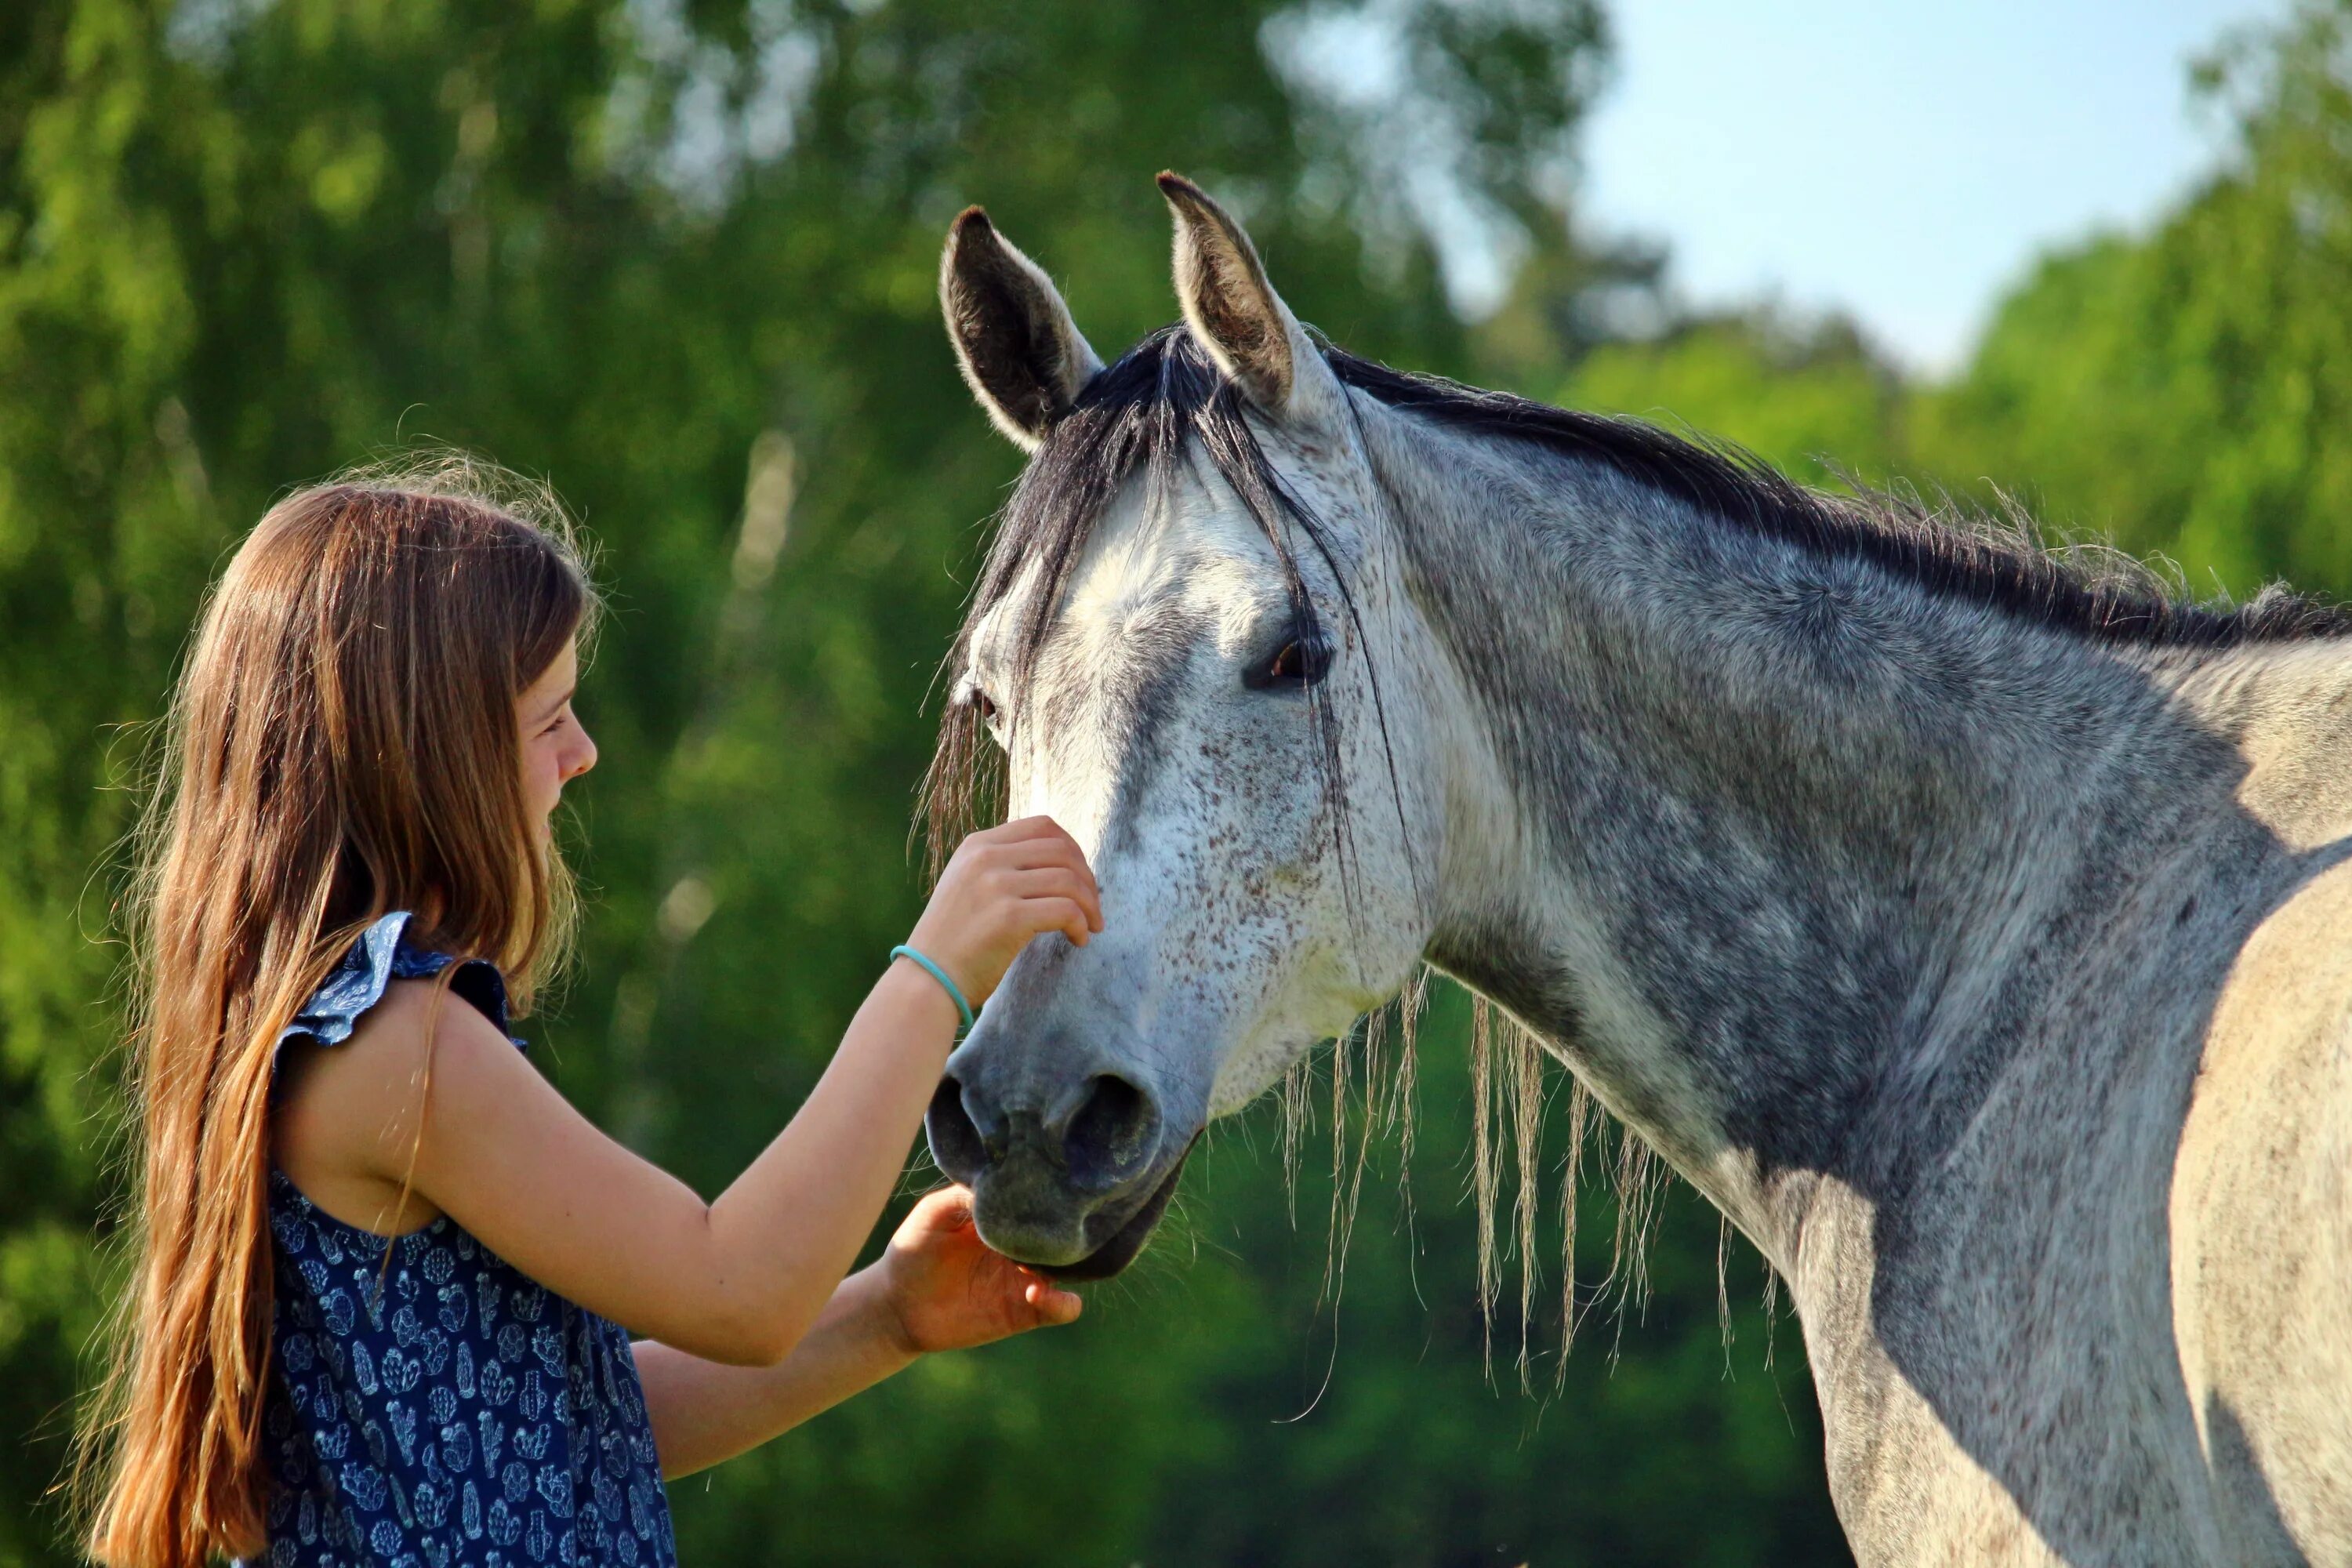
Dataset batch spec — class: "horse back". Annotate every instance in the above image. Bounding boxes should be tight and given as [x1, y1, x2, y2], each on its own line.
[2171, 851, 2352, 1561]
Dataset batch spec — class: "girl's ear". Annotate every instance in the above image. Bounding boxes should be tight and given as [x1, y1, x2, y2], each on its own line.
[1159, 171, 1349, 434]
[940, 208, 1103, 452]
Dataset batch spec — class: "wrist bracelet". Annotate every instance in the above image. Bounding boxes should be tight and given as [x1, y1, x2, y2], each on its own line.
[889, 944, 975, 1036]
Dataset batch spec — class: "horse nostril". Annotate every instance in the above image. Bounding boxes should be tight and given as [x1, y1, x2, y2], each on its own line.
[1062, 1073, 1160, 1191]
[925, 1076, 992, 1184]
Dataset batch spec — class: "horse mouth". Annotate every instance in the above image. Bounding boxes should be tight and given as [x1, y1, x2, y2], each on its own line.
[1032, 1138, 1196, 1281]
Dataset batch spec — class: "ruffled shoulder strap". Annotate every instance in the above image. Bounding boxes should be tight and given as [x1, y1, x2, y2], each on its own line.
[276, 911, 525, 1063]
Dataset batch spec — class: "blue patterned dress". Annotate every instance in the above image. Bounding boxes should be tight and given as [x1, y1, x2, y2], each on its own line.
[252, 913, 677, 1568]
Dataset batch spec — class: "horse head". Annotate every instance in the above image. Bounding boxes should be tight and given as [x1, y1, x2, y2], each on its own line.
[922, 176, 1452, 1276]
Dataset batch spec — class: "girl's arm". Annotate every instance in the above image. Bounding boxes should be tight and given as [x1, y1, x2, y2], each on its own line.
[634, 1186, 1076, 1479]
[633, 1272, 910, 1479]
[274, 816, 1099, 1369]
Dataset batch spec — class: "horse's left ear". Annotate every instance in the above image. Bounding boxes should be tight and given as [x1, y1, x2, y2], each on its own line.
[941, 206, 1103, 452]
[1159, 172, 1348, 432]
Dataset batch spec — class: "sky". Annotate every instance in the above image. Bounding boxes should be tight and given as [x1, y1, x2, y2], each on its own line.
[1578, 0, 2287, 372]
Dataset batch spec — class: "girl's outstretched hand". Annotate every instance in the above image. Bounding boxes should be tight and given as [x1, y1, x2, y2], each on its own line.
[906, 816, 1102, 1007]
[877, 1185, 1083, 1354]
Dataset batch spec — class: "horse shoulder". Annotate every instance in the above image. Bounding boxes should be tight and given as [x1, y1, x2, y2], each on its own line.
[2170, 852, 2352, 1561]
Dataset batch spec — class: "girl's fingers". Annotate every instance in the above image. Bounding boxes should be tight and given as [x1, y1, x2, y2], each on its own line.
[993, 834, 1094, 881]
[1022, 1277, 1083, 1326]
[910, 1184, 975, 1230]
[993, 815, 1073, 848]
[1008, 869, 1102, 930]
[1029, 897, 1091, 947]
[983, 821, 1095, 877]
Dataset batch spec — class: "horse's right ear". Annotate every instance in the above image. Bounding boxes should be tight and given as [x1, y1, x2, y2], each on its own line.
[940, 208, 1102, 452]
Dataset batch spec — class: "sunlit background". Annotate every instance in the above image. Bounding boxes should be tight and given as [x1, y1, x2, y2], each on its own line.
[5, 1, 2349, 1563]
[1587, 0, 2280, 369]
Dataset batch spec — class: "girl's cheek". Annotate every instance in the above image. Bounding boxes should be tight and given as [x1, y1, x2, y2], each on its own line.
[524, 748, 554, 814]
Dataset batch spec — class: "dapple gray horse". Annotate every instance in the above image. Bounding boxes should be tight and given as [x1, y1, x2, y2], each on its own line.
[921, 174, 2352, 1565]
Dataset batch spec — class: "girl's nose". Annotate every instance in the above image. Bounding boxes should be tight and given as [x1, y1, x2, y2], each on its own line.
[564, 728, 598, 782]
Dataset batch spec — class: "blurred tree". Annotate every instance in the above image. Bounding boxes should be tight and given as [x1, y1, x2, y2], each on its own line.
[1921, 1, 2352, 600]
[1, 2, 1851, 1565]
[1549, 308, 1908, 490]
[1523, 0, 2352, 615]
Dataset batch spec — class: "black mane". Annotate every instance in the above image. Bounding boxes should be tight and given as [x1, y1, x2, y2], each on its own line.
[1328, 347, 2350, 647]
[972, 323, 2350, 655]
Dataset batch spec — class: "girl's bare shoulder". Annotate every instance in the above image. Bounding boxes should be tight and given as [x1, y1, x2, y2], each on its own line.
[270, 977, 511, 1236]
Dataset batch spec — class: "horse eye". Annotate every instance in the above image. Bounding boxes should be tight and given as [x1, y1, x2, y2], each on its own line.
[1246, 633, 1331, 691]
[968, 689, 1000, 728]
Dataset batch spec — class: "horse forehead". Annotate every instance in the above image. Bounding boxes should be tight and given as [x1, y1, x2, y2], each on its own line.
[1069, 438, 1381, 628]
[972, 488, 1282, 675]
[1038, 551, 1260, 740]
[1066, 476, 1276, 620]
[971, 430, 1374, 677]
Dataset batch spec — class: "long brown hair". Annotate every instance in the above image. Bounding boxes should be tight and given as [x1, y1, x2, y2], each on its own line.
[75, 456, 597, 1566]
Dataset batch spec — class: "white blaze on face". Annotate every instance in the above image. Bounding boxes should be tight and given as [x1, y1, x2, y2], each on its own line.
[964, 451, 1440, 1128]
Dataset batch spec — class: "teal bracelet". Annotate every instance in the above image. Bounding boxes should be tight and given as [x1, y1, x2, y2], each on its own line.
[889, 944, 975, 1036]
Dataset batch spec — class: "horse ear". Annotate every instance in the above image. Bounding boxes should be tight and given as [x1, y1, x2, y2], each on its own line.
[1158, 172, 1347, 430]
[940, 207, 1103, 452]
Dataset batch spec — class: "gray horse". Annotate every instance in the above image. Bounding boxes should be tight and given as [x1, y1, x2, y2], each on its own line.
[922, 174, 2352, 1565]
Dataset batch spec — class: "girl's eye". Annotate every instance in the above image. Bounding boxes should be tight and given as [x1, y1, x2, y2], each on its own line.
[1245, 633, 1331, 691]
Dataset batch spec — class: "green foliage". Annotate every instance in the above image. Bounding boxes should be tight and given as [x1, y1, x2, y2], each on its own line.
[1928, 4, 2352, 599]
[1544, 2, 2352, 615]
[0, 3, 1842, 1564]
[9, 0, 2352, 1562]
[1555, 312, 1907, 489]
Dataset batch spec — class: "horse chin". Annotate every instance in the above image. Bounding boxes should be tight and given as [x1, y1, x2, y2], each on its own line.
[1033, 1139, 1196, 1281]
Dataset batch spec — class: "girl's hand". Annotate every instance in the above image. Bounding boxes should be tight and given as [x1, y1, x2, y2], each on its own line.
[877, 1185, 1083, 1355]
[906, 816, 1102, 1006]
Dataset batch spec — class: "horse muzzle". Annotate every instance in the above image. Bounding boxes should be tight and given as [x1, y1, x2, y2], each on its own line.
[925, 1029, 1195, 1276]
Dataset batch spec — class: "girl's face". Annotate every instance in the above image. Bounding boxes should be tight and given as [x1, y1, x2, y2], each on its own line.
[517, 639, 596, 832]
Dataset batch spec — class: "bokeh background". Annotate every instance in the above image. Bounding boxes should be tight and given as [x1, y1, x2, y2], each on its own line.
[7, 1, 2352, 1563]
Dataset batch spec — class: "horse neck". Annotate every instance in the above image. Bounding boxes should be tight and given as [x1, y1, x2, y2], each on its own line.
[1363, 406, 2275, 1269]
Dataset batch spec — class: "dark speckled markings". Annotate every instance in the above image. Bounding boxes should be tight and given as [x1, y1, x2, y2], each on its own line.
[924, 176, 2352, 1566]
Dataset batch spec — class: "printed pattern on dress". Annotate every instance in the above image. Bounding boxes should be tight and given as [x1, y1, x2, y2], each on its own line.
[245, 912, 676, 1568]
[259, 1179, 674, 1567]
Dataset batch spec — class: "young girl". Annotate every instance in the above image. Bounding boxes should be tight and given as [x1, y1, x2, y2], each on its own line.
[78, 465, 1099, 1567]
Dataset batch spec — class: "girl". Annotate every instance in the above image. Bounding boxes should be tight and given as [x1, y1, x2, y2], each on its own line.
[78, 463, 1098, 1566]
